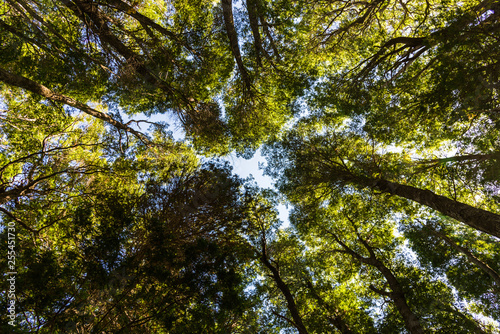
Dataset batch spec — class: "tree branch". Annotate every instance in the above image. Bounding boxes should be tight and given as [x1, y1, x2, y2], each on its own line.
[0, 67, 149, 143]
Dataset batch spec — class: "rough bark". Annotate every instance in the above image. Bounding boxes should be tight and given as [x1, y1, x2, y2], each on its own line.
[0, 67, 147, 142]
[354, 176, 500, 238]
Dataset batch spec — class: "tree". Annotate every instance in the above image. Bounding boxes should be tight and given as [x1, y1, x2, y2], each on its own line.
[245, 191, 311, 334]
[289, 191, 490, 333]
[307, 0, 500, 147]
[264, 121, 500, 238]
[1, 0, 500, 332]
[0, 161, 259, 333]
[0, 0, 310, 155]
[403, 217, 500, 321]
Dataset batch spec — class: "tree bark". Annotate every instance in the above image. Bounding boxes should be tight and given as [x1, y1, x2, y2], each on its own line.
[260, 242, 309, 334]
[246, 0, 264, 68]
[366, 259, 424, 334]
[259, 14, 281, 60]
[221, 0, 252, 90]
[415, 152, 500, 165]
[327, 228, 424, 334]
[0, 68, 147, 142]
[354, 176, 500, 238]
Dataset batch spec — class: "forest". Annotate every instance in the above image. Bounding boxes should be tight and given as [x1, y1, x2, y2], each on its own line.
[0, 0, 499, 333]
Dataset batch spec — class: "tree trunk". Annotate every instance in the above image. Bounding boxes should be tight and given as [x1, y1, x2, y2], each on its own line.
[260, 245, 309, 334]
[327, 228, 424, 334]
[63, 0, 184, 103]
[415, 152, 500, 165]
[259, 14, 281, 60]
[0, 68, 146, 142]
[355, 176, 500, 238]
[221, 0, 251, 90]
[246, 0, 264, 68]
[304, 279, 354, 334]
[104, 0, 178, 40]
[366, 259, 424, 334]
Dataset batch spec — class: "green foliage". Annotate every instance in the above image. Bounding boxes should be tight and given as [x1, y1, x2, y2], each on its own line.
[403, 218, 500, 320]
[1, 0, 499, 332]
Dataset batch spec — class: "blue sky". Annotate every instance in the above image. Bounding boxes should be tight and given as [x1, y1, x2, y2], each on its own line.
[126, 111, 290, 227]
[228, 149, 290, 227]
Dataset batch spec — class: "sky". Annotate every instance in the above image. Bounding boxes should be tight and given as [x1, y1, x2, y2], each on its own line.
[125, 111, 291, 227]
[227, 149, 290, 227]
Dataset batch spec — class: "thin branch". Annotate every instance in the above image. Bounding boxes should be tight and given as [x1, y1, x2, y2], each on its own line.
[0, 207, 35, 232]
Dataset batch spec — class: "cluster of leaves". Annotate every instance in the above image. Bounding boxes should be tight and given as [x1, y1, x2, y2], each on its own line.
[0, 0, 499, 333]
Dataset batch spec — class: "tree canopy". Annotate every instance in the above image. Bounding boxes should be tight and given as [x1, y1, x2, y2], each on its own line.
[0, 0, 499, 333]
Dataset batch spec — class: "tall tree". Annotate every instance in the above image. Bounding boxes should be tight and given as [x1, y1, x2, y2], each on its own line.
[1, 0, 500, 332]
[290, 190, 490, 333]
[0, 161, 259, 333]
[404, 217, 500, 321]
[264, 122, 500, 238]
